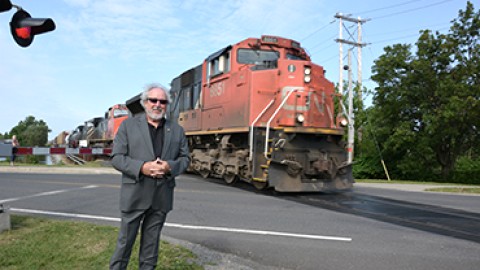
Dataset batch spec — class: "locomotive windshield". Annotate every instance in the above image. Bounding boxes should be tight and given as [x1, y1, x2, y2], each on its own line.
[237, 49, 279, 65]
[287, 53, 307, 60]
[113, 109, 129, 118]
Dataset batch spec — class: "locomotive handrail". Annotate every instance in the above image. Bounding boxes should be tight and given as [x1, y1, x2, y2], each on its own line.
[264, 89, 298, 159]
[249, 99, 275, 161]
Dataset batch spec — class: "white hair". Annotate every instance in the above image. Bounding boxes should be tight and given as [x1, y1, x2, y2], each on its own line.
[140, 83, 170, 109]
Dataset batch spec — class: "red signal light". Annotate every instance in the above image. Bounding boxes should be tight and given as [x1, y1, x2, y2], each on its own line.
[15, 26, 31, 39]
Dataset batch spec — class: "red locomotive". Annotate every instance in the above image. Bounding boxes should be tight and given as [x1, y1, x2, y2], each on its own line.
[66, 104, 129, 148]
[130, 35, 354, 192]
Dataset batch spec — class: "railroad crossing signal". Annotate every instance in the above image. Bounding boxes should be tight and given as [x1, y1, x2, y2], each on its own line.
[10, 9, 55, 47]
[1, 0, 55, 47]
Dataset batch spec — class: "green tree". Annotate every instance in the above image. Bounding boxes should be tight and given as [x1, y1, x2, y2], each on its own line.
[370, 1, 479, 181]
[10, 116, 51, 164]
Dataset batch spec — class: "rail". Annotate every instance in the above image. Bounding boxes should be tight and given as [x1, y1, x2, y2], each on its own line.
[66, 154, 86, 165]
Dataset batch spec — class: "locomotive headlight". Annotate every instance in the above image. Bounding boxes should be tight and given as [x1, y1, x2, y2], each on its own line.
[296, 114, 305, 123]
[336, 114, 348, 127]
[304, 66, 312, 83]
[304, 75, 311, 83]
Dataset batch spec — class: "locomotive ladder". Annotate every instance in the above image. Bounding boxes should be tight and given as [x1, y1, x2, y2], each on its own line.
[264, 89, 297, 159]
[250, 89, 298, 186]
[252, 140, 273, 183]
[249, 100, 274, 185]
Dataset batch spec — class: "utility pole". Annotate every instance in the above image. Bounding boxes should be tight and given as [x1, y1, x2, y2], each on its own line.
[347, 49, 354, 163]
[334, 13, 369, 163]
[357, 18, 364, 102]
[337, 15, 344, 96]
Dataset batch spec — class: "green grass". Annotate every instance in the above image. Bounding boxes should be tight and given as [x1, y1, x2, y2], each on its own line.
[0, 159, 107, 167]
[424, 187, 480, 194]
[355, 179, 448, 184]
[356, 179, 480, 194]
[0, 215, 204, 270]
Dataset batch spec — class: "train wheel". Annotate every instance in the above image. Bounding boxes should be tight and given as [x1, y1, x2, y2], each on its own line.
[199, 170, 210, 179]
[223, 173, 237, 185]
[252, 180, 267, 190]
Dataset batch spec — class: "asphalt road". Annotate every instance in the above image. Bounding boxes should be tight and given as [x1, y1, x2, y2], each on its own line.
[0, 169, 479, 270]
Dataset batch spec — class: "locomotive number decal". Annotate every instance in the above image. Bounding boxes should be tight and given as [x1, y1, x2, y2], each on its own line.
[209, 81, 225, 97]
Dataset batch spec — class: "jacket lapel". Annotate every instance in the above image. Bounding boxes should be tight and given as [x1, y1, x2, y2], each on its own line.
[161, 120, 172, 159]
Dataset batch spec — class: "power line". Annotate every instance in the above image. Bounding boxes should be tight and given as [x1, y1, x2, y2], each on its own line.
[366, 22, 450, 37]
[302, 0, 452, 44]
[299, 20, 336, 42]
[371, 0, 454, 20]
[316, 53, 338, 64]
[309, 42, 337, 57]
[308, 33, 337, 51]
[370, 26, 450, 45]
[354, 0, 424, 15]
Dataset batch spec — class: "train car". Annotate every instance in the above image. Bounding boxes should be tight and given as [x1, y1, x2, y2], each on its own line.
[67, 124, 85, 148]
[82, 117, 105, 147]
[105, 104, 130, 141]
[129, 35, 353, 192]
[87, 104, 130, 147]
[51, 130, 69, 147]
[68, 104, 130, 148]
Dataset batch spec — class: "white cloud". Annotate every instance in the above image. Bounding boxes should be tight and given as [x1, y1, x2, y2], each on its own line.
[58, 0, 180, 60]
[0, 0, 332, 138]
[1, 0, 466, 140]
[63, 0, 92, 8]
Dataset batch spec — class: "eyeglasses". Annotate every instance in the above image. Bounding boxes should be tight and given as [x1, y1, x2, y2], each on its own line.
[147, 98, 169, 105]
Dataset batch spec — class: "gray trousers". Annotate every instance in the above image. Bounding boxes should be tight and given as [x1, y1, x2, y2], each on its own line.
[110, 208, 167, 270]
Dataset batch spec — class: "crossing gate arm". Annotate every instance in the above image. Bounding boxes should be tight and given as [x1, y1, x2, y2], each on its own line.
[14, 147, 112, 156]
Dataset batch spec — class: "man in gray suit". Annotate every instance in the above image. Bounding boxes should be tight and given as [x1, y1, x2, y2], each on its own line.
[110, 83, 190, 270]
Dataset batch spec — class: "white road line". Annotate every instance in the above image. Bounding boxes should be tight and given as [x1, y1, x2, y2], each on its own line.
[9, 208, 352, 242]
[0, 185, 98, 204]
[166, 223, 353, 242]
[11, 208, 120, 222]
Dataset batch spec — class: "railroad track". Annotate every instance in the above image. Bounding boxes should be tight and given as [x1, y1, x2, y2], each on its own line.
[66, 154, 86, 165]
[284, 192, 480, 244]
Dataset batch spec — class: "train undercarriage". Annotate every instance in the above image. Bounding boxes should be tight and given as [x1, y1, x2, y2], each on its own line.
[187, 128, 354, 192]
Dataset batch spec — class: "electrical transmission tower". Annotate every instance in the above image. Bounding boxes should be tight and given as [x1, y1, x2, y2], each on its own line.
[334, 13, 369, 163]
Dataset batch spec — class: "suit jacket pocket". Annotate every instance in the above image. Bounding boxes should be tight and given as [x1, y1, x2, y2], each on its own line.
[122, 175, 137, 184]
[167, 178, 176, 188]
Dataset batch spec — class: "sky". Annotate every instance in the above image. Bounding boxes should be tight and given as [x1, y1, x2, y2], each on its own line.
[0, 0, 473, 141]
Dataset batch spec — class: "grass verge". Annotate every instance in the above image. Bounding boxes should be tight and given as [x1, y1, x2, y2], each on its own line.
[356, 179, 480, 194]
[0, 215, 204, 270]
[424, 187, 480, 194]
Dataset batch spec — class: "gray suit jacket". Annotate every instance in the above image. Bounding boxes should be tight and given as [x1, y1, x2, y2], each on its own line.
[111, 113, 190, 213]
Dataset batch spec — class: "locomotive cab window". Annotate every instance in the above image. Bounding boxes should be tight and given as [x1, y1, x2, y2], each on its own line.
[113, 109, 129, 118]
[208, 51, 230, 78]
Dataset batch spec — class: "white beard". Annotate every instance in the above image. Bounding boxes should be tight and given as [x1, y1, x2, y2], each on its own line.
[146, 108, 165, 121]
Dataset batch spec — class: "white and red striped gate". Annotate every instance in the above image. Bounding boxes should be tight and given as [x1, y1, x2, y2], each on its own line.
[15, 147, 112, 156]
